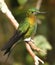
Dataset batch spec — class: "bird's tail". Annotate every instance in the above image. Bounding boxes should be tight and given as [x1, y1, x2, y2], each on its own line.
[1, 30, 23, 55]
[1, 25, 30, 55]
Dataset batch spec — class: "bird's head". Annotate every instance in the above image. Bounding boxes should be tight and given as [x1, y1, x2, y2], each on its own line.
[26, 8, 45, 25]
[26, 8, 45, 16]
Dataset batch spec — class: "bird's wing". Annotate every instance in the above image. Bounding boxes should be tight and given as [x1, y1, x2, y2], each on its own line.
[1, 21, 30, 55]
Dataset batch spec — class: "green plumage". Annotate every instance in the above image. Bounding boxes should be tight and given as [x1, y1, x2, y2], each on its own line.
[19, 17, 37, 38]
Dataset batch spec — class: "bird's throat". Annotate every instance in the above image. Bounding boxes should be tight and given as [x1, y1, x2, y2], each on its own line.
[28, 15, 36, 25]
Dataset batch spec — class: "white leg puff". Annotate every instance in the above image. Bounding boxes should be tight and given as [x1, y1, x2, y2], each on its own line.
[24, 37, 31, 42]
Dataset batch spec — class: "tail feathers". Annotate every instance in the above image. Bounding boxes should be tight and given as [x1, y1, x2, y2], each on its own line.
[1, 30, 22, 55]
[1, 26, 30, 55]
[4, 48, 11, 55]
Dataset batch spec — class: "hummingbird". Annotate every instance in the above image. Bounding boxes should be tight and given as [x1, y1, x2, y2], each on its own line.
[1, 8, 43, 55]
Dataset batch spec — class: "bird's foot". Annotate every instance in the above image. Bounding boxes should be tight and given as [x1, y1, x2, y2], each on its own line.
[24, 37, 31, 42]
[24, 37, 34, 43]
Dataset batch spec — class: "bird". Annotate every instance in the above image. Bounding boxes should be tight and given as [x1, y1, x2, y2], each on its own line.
[1, 8, 43, 56]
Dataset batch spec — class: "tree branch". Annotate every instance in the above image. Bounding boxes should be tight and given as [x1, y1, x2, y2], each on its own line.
[25, 42, 44, 65]
[36, 0, 42, 10]
[0, 0, 19, 29]
[28, 41, 46, 54]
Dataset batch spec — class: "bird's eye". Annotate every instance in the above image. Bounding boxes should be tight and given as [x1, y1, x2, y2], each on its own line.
[32, 12, 34, 13]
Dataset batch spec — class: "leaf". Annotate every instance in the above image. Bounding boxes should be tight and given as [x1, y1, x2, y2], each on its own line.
[26, 54, 33, 63]
[17, 0, 27, 5]
[37, 14, 45, 20]
[33, 35, 52, 56]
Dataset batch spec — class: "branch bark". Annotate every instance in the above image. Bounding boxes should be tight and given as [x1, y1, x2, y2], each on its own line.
[0, 0, 19, 29]
[36, 0, 42, 10]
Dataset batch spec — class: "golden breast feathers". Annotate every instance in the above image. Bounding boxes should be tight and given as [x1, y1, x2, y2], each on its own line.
[28, 15, 36, 25]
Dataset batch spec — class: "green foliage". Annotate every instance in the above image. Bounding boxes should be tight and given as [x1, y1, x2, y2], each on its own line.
[26, 54, 33, 65]
[37, 15, 45, 20]
[33, 35, 52, 56]
[43, 62, 50, 65]
[17, 0, 27, 5]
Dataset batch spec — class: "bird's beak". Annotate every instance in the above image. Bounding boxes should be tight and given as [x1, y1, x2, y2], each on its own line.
[36, 11, 46, 14]
[35, 11, 46, 14]
[33, 11, 46, 15]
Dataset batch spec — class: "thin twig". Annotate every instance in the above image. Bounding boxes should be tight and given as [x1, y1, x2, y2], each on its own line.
[28, 41, 46, 54]
[29, 41, 41, 51]
[25, 43, 35, 58]
[25, 42, 44, 65]
[36, 0, 42, 10]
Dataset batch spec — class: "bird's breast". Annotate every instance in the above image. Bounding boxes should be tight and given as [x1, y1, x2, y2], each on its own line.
[28, 15, 36, 25]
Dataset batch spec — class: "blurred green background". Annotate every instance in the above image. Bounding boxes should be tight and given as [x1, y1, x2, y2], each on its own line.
[0, 0, 55, 65]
